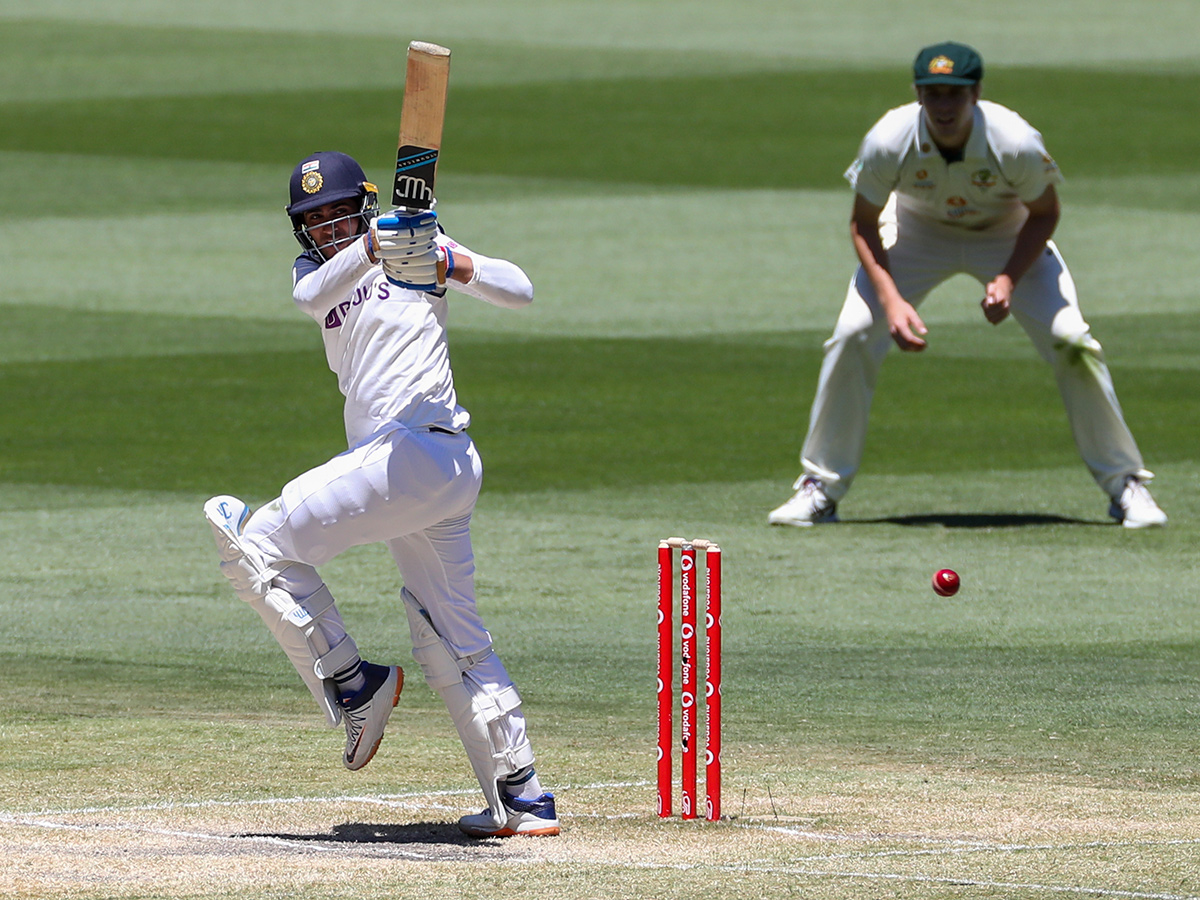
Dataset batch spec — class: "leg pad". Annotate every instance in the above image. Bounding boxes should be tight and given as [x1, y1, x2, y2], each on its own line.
[401, 588, 534, 822]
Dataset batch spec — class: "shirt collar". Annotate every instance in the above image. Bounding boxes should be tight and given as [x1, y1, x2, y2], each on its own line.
[915, 103, 986, 160]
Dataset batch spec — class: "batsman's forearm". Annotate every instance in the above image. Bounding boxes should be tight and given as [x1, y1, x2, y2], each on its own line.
[447, 250, 533, 309]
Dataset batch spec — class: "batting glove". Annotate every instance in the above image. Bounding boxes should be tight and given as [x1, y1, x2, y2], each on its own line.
[382, 251, 440, 291]
[373, 210, 438, 261]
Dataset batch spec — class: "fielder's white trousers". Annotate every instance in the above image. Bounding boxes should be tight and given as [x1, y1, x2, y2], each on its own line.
[801, 217, 1149, 501]
[241, 422, 528, 750]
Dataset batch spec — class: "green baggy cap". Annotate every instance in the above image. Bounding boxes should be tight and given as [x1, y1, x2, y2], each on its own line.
[913, 41, 984, 85]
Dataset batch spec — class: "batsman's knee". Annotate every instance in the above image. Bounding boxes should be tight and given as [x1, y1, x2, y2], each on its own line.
[204, 495, 280, 602]
[204, 495, 355, 726]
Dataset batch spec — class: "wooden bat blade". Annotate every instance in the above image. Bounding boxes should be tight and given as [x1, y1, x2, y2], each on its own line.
[393, 41, 451, 209]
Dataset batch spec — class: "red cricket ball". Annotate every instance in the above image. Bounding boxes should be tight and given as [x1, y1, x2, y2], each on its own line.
[932, 568, 960, 597]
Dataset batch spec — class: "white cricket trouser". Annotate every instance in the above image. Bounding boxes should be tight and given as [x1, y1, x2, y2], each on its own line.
[801, 216, 1149, 501]
[243, 422, 510, 661]
[242, 422, 532, 773]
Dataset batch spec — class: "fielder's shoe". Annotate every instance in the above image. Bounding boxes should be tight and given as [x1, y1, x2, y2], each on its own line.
[767, 476, 839, 527]
[1108, 476, 1168, 529]
[339, 662, 403, 771]
[458, 792, 561, 838]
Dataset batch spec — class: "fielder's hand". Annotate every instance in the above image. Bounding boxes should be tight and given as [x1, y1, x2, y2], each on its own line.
[374, 210, 441, 291]
[981, 274, 1013, 325]
[886, 299, 928, 352]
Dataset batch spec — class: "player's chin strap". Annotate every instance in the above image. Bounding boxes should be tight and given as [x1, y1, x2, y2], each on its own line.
[400, 588, 535, 826]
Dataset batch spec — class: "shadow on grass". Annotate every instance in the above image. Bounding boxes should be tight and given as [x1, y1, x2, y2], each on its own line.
[854, 512, 1107, 528]
[237, 821, 500, 853]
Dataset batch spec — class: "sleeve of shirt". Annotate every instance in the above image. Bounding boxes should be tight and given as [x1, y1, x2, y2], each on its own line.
[1009, 128, 1064, 203]
[987, 106, 1066, 203]
[843, 117, 903, 207]
[291, 239, 375, 322]
[441, 239, 533, 310]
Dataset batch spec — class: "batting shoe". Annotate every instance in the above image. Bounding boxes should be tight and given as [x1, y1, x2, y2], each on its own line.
[1109, 476, 1168, 529]
[339, 662, 403, 771]
[458, 793, 561, 838]
[767, 476, 839, 527]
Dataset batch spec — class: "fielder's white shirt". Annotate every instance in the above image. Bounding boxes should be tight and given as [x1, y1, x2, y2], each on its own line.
[845, 99, 1064, 235]
[292, 237, 532, 448]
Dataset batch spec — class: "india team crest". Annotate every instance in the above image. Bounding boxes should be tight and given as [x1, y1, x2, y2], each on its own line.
[301, 171, 324, 194]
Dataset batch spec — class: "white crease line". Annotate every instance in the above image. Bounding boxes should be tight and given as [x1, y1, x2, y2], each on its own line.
[0, 791, 471, 821]
[8, 784, 1193, 899]
[0, 779, 650, 821]
[611, 858, 1199, 900]
[4, 818, 342, 851]
[5, 813, 1197, 899]
[785, 837, 1200, 863]
[733, 820, 1200, 860]
[730, 866, 1200, 900]
[3, 817, 448, 860]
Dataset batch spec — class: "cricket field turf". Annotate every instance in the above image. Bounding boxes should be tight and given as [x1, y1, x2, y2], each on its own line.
[1, 2, 1198, 898]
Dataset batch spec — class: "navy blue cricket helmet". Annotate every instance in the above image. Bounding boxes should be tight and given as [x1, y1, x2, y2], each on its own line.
[286, 151, 379, 256]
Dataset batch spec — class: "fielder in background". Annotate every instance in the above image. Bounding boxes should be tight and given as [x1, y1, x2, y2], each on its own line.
[769, 41, 1167, 530]
[202, 151, 559, 838]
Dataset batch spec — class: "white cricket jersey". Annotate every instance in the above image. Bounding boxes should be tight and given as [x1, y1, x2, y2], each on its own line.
[292, 237, 532, 448]
[844, 99, 1063, 234]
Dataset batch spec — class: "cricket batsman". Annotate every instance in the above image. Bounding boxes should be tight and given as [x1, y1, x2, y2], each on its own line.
[202, 151, 559, 837]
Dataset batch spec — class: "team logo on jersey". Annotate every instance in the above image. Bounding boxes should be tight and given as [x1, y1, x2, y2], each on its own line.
[301, 171, 324, 194]
[322, 280, 393, 330]
[912, 169, 935, 190]
[945, 195, 978, 219]
[971, 168, 997, 189]
[928, 55, 955, 75]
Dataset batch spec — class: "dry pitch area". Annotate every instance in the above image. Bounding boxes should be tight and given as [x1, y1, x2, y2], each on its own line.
[5, 765, 1199, 900]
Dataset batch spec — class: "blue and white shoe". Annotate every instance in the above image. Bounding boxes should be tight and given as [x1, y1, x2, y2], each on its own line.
[339, 662, 403, 771]
[458, 792, 560, 838]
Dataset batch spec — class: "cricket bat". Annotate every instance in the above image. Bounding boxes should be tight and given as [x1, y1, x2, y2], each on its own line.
[393, 41, 451, 212]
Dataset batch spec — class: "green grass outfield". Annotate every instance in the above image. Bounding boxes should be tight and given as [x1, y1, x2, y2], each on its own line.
[2, 3, 1199, 898]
